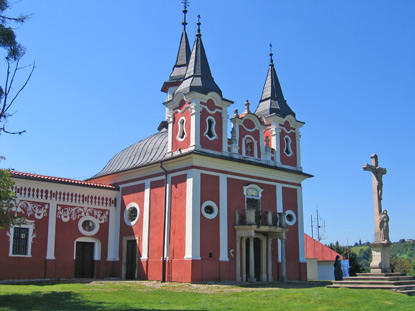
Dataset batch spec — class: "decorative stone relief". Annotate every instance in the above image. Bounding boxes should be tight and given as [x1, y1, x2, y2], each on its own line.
[57, 206, 109, 223]
[11, 200, 49, 220]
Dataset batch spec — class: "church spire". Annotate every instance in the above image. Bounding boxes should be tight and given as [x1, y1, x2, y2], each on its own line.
[175, 15, 222, 97]
[255, 44, 295, 118]
[161, 1, 192, 93]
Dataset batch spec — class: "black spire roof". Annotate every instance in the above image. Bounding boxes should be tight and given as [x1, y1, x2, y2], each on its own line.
[174, 16, 222, 97]
[161, 3, 192, 93]
[255, 48, 295, 118]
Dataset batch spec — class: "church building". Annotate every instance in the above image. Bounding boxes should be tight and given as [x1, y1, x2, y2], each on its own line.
[0, 5, 312, 282]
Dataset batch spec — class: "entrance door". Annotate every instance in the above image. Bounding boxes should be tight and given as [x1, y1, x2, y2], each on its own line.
[125, 240, 137, 280]
[75, 242, 95, 278]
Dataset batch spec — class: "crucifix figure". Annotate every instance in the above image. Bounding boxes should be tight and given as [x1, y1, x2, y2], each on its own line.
[363, 154, 388, 243]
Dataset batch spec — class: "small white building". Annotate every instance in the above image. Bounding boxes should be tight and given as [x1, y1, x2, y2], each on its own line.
[304, 234, 342, 281]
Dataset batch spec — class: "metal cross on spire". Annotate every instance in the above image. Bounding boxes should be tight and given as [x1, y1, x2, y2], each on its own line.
[182, 0, 189, 29]
[269, 43, 274, 65]
[196, 14, 201, 37]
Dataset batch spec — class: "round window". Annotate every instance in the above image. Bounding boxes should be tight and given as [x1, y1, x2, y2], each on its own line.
[82, 220, 96, 232]
[201, 201, 218, 219]
[285, 210, 297, 226]
[204, 205, 215, 215]
[124, 203, 140, 226]
[78, 216, 99, 236]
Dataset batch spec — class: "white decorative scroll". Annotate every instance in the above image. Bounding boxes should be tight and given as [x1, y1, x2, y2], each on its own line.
[11, 200, 49, 220]
[57, 206, 109, 224]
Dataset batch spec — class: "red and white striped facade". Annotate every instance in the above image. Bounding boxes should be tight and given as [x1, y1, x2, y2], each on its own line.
[1, 10, 312, 282]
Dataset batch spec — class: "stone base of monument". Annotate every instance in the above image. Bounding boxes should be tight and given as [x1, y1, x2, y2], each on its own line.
[370, 242, 392, 273]
[328, 273, 415, 295]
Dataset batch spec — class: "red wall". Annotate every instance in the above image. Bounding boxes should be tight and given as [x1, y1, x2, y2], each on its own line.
[168, 174, 187, 281]
[200, 173, 220, 281]
[147, 179, 165, 281]
[0, 200, 49, 280]
[280, 121, 297, 167]
[200, 100, 223, 152]
[54, 203, 110, 279]
[120, 183, 145, 279]
[282, 186, 300, 280]
[172, 100, 191, 153]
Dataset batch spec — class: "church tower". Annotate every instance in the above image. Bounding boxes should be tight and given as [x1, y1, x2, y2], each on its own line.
[161, 2, 191, 100]
[255, 48, 304, 170]
[163, 15, 233, 157]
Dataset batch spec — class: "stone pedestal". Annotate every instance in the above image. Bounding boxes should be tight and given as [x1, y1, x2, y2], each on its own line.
[370, 242, 391, 273]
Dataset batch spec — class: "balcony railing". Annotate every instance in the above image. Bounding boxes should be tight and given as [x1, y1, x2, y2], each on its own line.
[236, 209, 286, 227]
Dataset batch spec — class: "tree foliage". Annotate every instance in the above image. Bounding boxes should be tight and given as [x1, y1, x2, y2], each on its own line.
[0, 0, 34, 135]
[0, 169, 24, 230]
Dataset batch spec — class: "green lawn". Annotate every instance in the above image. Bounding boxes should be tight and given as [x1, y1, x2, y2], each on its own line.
[0, 280, 413, 311]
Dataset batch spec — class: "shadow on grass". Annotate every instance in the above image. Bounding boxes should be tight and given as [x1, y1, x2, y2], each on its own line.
[194, 280, 332, 289]
[0, 291, 202, 311]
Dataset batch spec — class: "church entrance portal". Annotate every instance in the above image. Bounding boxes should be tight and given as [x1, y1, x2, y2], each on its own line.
[75, 242, 95, 278]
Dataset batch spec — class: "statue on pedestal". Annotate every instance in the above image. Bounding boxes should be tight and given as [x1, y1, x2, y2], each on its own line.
[363, 154, 391, 273]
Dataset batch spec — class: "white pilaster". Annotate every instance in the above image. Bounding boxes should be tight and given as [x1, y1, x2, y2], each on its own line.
[164, 175, 172, 258]
[236, 235, 241, 281]
[219, 174, 228, 261]
[271, 124, 281, 165]
[107, 191, 121, 261]
[242, 237, 247, 281]
[222, 109, 229, 153]
[296, 129, 302, 170]
[248, 237, 255, 282]
[267, 237, 273, 281]
[185, 169, 201, 259]
[190, 102, 201, 150]
[297, 186, 306, 263]
[142, 181, 151, 260]
[46, 202, 56, 260]
[277, 184, 283, 262]
[167, 111, 174, 155]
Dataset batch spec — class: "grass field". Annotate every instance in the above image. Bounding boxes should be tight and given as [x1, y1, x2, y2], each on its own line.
[0, 280, 414, 311]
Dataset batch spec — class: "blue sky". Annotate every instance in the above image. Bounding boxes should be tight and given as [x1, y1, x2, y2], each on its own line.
[1, 0, 414, 245]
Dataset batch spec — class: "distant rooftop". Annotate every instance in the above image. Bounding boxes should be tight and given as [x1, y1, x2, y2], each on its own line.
[9, 170, 118, 190]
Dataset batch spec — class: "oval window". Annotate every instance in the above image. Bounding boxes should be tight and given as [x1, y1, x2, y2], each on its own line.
[201, 201, 218, 219]
[124, 203, 140, 226]
[78, 216, 99, 236]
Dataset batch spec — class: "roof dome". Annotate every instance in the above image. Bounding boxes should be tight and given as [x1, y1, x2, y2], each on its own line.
[92, 129, 168, 178]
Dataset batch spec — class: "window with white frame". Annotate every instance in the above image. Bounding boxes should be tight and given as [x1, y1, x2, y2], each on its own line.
[204, 116, 218, 140]
[8, 222, 35, 257]
[177, 117, 187, 141]
[243, 184, 263, 222]
[124, 202, 140, 226]
[78, 216, 99, 236]
[284, 135, 293, 156]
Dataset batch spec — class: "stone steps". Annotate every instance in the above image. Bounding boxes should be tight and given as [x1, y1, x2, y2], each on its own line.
[328, 272, 415, 296]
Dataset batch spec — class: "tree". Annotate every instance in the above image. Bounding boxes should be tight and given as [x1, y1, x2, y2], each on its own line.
[0, 168, 24, 229]
[0, 0, 34, 135]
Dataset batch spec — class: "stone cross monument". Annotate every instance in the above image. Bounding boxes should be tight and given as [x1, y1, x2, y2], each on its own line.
[363, 154, 391, 273]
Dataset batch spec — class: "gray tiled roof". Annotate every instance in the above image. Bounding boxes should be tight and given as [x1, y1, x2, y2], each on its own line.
[92, 129, 168, 178]
[174, 32, 222, 97]
[255, 56, 295, 119]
